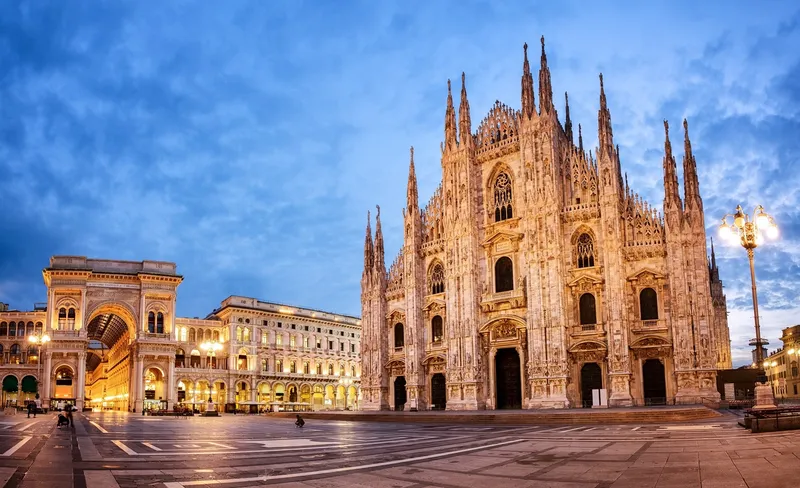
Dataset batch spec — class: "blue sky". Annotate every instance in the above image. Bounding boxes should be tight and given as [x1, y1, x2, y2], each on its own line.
[1, 1, 798, 366]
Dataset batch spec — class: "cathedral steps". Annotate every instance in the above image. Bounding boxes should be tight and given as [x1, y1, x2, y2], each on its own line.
[273, 406, 722, 425]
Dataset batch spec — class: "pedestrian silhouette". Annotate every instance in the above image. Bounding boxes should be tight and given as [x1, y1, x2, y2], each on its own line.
[295, 414, 305, 428]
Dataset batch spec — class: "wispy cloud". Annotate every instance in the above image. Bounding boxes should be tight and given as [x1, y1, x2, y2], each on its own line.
[1, 1, 799, 364]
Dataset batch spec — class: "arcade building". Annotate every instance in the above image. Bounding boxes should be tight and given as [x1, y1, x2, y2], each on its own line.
[0, 256, 361, 413]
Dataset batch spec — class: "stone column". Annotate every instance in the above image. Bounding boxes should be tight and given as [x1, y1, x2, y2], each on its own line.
[76, 351, 87, 411]
[133, 355, 143, 412]
[488, 349, 496, 410]
[42, 351, 53, 409]
[167, 360, 176, 410]
[515, 345, 526, 404]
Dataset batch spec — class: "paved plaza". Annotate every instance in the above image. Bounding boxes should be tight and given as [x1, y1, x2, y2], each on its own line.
[0, 411, 797, 487]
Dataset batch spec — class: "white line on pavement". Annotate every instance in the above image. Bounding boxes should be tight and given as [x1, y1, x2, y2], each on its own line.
[90, 421, 109, 434]
[1, 436, 31, 456]
[18, 421, 39, 431]
[162, 438, 524, 488]
[141, 442, 162, 451]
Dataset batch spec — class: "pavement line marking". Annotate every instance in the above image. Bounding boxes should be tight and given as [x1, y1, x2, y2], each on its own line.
[18, 421, 39, 431]
[1, 436, 31, 456]
[111, 440, 137, 455]
[90, 421, 110, 434]
[631, 427, 641, 431]
[161, 438, 524, 488]
[560, 427, 586, 433]
[206, 442, 233, 449]
[142, 442, 162, 451]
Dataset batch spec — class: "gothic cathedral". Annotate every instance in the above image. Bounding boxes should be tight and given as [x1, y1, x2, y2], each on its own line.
[360, 38, 731, 411]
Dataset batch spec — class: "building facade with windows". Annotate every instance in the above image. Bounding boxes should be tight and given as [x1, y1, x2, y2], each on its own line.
[1, 256, 361, 413]
[360, 39, 732, 411]
[763, 325, 800, 401]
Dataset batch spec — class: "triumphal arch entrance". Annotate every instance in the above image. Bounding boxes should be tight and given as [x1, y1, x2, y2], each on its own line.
[41, 256, 181, 411]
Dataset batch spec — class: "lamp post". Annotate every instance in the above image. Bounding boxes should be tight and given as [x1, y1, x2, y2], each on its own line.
[719, 204, 778, 408]
[200, 341, 222, 415]
[338, 376, 353, 410]
[28, 332, 51, 407]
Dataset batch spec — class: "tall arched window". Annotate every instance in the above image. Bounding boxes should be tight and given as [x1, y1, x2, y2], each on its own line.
[67, 308, 76, 329]
[0, 322, 6, 336]
[175, 348, 185, 367]
[303, 362, 309, 374]
[493, 172, 513, 222]
[188, 328, 196, 343]
[394, 323, 404, 349]
[639, 288, 659, 321]
[276, 360, 283, 372]
[429, 263, 445, 295]
[58, 308, 66, 329]
[243, 328, 251, 342]
[328, 364, 334, 375]
[579, 293, 597, 325]
[290, 361, 296, 373]
[236, 327, 243, 342]
[156, 312, 165, 334]
[494, 256, 514, 292]
[180, 327, 187, 342]
[8, 322, 16, 337]
[431, 316, 444, 343]
[148, 312, 156, 333]
[576, 233, 595, 268]
[16, 322, 25, 336]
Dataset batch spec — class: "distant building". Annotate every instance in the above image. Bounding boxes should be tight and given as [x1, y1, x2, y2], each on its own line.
[763, 325, 800, 400]
[0, 256, 361, 412]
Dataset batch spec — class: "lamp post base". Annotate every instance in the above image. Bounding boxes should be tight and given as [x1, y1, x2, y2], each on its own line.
[752, 383, 776, 410]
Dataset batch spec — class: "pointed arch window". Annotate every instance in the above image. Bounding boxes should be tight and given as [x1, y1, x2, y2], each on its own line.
[579, 293, 597, 325]
[493, 172, 514, 222]
[429, 263, 445, 295]
[431, 316, 444, 343]
[148, 312, 156, 333]
[494, 256, 514, 293]
[156, 312, 165, 334]
[394, 323, 405, 350]
[576, 233, 595, 268]
[639, 288, 659, 321]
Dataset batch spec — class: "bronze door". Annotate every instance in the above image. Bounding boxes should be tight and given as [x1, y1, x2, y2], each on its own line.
[430, 373, 446, 410]
[394, 376, 407, 411]
[580, 362, 603, 408]
[642, 359, 667, 405]
[495, 348, 522, 409]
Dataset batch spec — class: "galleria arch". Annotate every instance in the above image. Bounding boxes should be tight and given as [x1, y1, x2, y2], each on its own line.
[1, 256, 362, 413]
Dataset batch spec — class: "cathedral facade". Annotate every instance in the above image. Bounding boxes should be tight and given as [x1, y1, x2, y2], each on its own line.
[360, 39, 732, 411]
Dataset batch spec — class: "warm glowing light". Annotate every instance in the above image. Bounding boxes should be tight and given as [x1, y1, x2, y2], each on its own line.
[789, 349, 796, 355]
[718, 223, 731, 240]
[766, 225, 779, 239]
[756, 211, 770, 228]
[755, 232, 764, 246]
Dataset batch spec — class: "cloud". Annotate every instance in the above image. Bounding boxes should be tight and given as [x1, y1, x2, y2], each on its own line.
[0, 1, 799, 364]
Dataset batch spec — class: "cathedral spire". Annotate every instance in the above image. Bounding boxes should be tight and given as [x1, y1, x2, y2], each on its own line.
[578, 123, 584, 153]
[458, 72, 473, 148]
[597, 73, 614, 160]
[564, 92, 573, 143]
[538, 36, 554, 115]
[709, 236, 720, 281]
[682, 118, 701, 206]
[521, 42, 536, 119]
[363, 210, 373, 273]
[407, 146, 419, 211]
[662, 120, 682, 209]
[444, 79, 457, 151]
[374, 205, 385, 274]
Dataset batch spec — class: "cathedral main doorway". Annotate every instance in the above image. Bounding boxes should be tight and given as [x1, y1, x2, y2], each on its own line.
[495, 348, 522, 409]
[642, 359, 667, 405]
[430, 373, 446, 410]
[393, 376, 406, 411]
[580, 362, 602, 408]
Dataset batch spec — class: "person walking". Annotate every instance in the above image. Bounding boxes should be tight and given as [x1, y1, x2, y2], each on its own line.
[26, 402, 35, 418]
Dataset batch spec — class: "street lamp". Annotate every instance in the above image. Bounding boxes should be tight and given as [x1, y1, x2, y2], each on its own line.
[200, 341, 222, 412]
[28, 333, 51, 407]
[719, 204, 778, 408]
